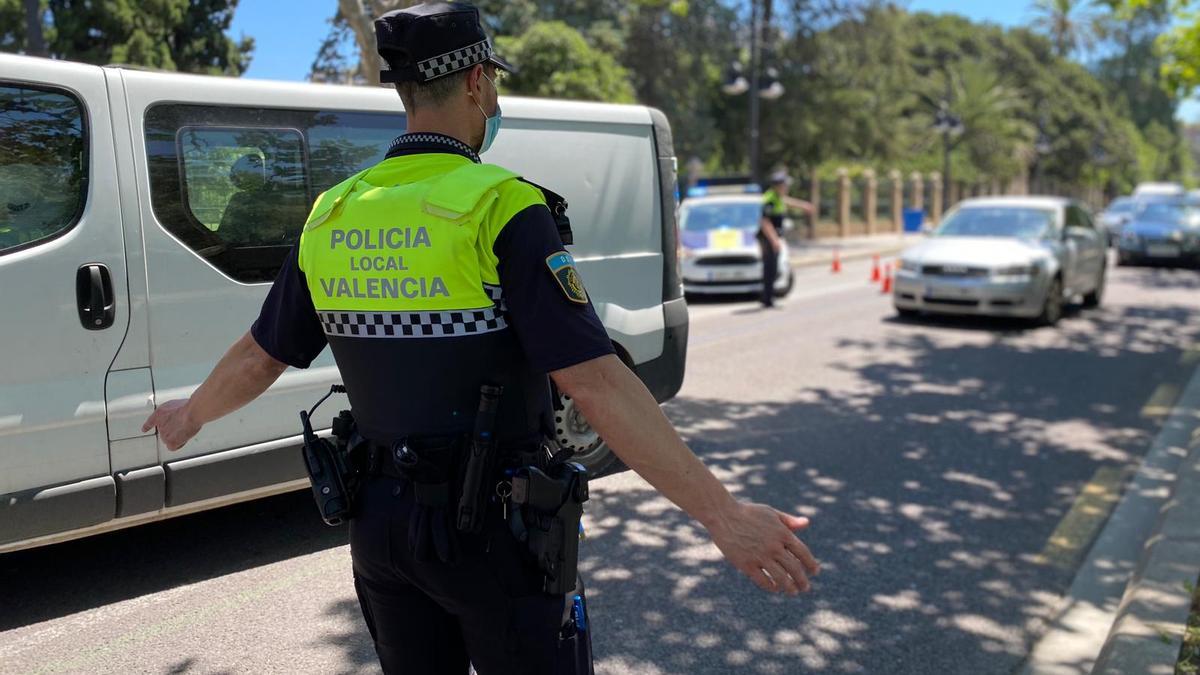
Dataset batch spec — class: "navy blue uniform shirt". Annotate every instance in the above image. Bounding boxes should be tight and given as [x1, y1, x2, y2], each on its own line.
[250, 133, 615, 376]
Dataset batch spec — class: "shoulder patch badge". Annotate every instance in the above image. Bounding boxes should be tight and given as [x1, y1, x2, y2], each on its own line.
[545, 251, 589, 305]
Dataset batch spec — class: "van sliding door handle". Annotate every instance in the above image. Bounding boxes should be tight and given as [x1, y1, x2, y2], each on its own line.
[76, 264, 115, 330]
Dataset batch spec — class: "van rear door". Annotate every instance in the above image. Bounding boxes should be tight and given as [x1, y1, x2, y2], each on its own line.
[0, 58, 128, 547]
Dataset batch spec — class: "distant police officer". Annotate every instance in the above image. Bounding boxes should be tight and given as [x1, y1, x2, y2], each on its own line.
[759, 171, 814, 308]
[143, 3, 820, 674]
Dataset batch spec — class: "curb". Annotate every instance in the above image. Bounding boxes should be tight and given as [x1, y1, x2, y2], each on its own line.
[1021, 360, 1200, 675]
[788, 244, 908, 269]
[1093, 399, 1200, 674]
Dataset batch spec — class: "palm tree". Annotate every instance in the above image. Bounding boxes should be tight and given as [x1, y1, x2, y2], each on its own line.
[1031, 0, 1098, 58]
[917, 60, 1036, 197]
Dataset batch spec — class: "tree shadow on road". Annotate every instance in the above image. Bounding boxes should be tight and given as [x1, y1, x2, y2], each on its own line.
[3, 273, 1197, 675]
[1118, 265, 1200, 291]
[584, 299, 1200, 674]
[0, 489, 348, 631]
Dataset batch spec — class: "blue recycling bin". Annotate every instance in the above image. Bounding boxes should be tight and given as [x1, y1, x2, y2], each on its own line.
[902, 208, 925, 233]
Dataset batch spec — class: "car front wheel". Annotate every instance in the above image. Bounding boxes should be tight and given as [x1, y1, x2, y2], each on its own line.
[1037, 277, 1064, 326]
[1082, 266, 1105, 308]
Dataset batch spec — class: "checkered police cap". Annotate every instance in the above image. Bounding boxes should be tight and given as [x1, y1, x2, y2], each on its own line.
[375, 2, 516, 84]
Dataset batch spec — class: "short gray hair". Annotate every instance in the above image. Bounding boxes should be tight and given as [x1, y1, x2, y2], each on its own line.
[394, 70, 469, 114]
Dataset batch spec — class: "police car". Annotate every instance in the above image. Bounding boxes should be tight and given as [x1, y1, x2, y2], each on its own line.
[679, 184, 793, 297]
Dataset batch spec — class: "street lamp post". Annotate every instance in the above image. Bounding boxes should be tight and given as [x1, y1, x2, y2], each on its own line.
[722, 0, 780, 185]
[933, 101, 963, 207]
[748, 0, 762, 184]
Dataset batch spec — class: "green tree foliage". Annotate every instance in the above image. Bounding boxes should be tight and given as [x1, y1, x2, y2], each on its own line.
[1031, 0, 1099, 57]
[495, 21, 636, 103]
[1105, 0, 1200, 95]
[0, 0, 253, 75]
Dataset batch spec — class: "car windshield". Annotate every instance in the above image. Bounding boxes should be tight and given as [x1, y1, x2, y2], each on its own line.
[1136, 202, 1199, 225]
[679, 202, 761, 231]
[934, 207, 1056, 239]
[1106, 198, 1135, 214]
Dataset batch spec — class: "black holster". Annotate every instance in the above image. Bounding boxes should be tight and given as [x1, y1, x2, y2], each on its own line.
[392, 436, 466, 565]
[508, 461, 590, 595]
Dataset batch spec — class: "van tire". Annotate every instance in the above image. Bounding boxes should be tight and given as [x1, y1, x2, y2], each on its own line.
[551, 384, 621, 477]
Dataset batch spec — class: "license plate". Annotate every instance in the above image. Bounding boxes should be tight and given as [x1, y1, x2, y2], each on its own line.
[923, 283, 972, 298]
[1147, 244, 1181, 258]
[712, 269, 746, 281]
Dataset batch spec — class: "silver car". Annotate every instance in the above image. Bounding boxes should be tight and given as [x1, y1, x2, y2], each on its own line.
[894, 197, 1107, 325]
[678, 194, 794, 297]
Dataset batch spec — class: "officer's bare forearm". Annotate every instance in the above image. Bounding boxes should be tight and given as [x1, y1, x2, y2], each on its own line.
[760, 218, 782, 246]
[551, 354, 738, 527]
[784, 196, 814, 212]
[186, 332, 288, 426]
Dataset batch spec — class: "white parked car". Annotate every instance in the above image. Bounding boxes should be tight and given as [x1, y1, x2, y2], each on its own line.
[894, 197, 1107, 325]
[678, 194, 793, 297]
[0, 53, 687, 552]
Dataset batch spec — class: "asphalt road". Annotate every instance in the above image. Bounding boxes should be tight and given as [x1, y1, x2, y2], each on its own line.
[4, 256, 1200, 674]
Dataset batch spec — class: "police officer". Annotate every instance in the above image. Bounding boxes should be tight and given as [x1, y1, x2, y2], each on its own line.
[759, 171, 814, 308]
[142, 3, 820, 673]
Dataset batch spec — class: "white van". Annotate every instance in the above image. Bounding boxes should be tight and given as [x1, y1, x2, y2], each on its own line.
[0, 53, 687, 553]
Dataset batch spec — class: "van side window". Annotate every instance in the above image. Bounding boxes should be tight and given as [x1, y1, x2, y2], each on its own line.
[146, 105, 405, 282]
[179, 127, 308, 247]
[0, 85, 88, 255]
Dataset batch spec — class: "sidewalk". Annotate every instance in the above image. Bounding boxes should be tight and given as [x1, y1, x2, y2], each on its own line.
[786, 232, 920, 268]
[1093, 392, 1200, 674]
[1022, 361, 1200, 674]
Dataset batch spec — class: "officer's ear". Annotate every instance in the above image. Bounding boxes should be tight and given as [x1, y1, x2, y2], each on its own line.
[466, 64, 486, 102]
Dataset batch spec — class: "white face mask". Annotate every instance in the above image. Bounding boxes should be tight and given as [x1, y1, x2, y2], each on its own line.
[473, 72, 502, 154]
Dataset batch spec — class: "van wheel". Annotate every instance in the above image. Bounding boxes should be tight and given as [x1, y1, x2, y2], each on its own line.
[1037, 277, 1064, 326]
[1082, 266, 1105, 308]
[551, 385, 620, 477]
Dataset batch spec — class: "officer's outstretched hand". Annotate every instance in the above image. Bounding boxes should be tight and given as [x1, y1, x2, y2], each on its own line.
[142, 399, 201, 451]
[705, 501, 819, 595]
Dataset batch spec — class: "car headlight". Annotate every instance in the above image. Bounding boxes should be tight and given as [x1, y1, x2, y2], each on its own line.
[1170, 230, 1185, 242]
[992, 265, 1036, 278]
[899, 259, 920, 272]
[679, 246, 694, 260]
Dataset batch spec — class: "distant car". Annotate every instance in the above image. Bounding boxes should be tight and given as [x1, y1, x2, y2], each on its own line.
[894, 197, 1107, 326]
[678, 194, 793, 297]
[1117, 200, 1200, 267]
[1097, 196, 1137, 245]
[1133, 182, 1185, 199]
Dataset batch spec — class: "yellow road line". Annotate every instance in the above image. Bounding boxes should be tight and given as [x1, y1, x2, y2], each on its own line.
[1182, 344, 1200, 368]
[1142, 382, 1184, 419]
[1032, 466, 1126, 570]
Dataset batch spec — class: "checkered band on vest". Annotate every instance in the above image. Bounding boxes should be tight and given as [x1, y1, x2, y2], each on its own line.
[418, 39, 492, 81]
[388, 133, 479, 163]
[319, 306, 507, 338]
[483, 283, 507, 313]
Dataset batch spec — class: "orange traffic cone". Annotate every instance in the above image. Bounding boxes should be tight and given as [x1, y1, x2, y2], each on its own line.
[832, 249, 842, 274]
[881, 264, 893, 294]
[870, 255, 881, 283]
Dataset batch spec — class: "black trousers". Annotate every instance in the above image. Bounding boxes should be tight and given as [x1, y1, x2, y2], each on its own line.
[759, 237, 779, 306]
[350, 474, 594, 675]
